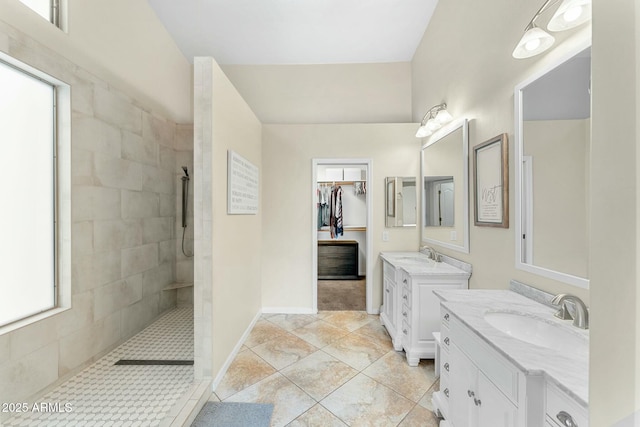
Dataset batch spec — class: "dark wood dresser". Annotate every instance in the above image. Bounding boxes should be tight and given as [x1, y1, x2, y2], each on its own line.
[318, 240, 359, 280]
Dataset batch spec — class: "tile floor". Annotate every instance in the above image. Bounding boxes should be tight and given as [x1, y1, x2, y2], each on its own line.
[3, 307, 195, 427]
[212, 311, 441, 427]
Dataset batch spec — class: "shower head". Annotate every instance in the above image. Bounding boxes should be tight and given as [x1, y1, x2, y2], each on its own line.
[182, 166, 189, 178]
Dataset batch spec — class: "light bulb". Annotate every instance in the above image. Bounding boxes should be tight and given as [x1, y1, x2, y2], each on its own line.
[426, 119, 442, 132]
[435, 109, 453, 124]
[525, 38, 541, 52]
[563, 5, 583, 22]
[415, 125, 432, 138]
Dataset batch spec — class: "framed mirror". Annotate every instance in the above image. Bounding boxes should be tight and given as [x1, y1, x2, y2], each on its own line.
[421, 119, 469, 253]
[514, 41, 590, 289]
[385, 177, 417, 227]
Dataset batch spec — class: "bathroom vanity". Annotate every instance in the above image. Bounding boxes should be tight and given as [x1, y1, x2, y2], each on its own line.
[433, 289, 588, 427]
[379, 252, 470, 366]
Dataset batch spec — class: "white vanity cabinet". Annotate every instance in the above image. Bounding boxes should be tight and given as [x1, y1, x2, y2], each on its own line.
[379, 253, 470, 363]
[545, 382, 588, 427]
[400, 269, 469, 366]
[380, 259, 402, 351]
[436, 314, 544, 427]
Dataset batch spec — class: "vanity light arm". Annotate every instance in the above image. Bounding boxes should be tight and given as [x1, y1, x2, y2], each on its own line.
[524, 0, 562, 31]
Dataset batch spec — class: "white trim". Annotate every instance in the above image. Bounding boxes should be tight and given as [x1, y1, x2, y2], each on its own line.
[312, 158, 374, 314]
[261, 307, 316, 314]
[514, 39, 590, 290]
[211, 310, 261, 391]
[420, 119, 470, 254]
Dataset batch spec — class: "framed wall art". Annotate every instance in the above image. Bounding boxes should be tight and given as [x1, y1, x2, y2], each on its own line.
[473, 133, 508, 228]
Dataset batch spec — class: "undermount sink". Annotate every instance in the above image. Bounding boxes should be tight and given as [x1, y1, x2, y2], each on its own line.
[484, 311, 587, 353]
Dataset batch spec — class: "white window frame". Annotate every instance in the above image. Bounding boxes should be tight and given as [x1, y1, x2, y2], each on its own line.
[0, 52, 71, 334]
[18, 0, 67, 31]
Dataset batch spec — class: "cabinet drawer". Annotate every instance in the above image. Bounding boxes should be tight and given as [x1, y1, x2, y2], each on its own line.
[451, 317, 520, 404]
[401, 303, 411, 322]
[546, 382, 588, 427]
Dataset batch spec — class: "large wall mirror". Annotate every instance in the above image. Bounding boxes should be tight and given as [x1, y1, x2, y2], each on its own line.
[385, 177, 417, 227]
[515, 42, 591, 289]
[421, 119, 469, 253]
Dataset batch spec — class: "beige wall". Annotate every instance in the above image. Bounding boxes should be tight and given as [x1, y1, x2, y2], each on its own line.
[590, 0, 640, 424]
[0, 17, 185, 409]
[411, 0, 591, 303]
[193, 57, 262, 382]
[221, 63, 412, 124]
[261, 124, 420, 312]
[0, 0, 192, 122]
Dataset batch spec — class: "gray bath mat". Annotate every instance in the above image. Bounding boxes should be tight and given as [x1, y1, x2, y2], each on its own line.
[191, 402, 274, 427]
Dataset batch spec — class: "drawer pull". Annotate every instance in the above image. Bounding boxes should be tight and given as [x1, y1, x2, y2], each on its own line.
[444, 313, 450, 321]
[444, 362, 449, 372]
[403, 329, 408, 335]
[403, 279, 408, 284]
[403, 311, 407, 317]
[403, 295, 408, 300]
[467, 390, 475, 398]
[556, 411, 578, 427]
[385, 288, 390, 293]
[443, 388, 449, 397]
[444, 337, 450, 346]
[474, 398, 482, 407]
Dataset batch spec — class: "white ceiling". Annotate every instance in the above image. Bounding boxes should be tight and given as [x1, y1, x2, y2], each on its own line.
[147, 0, 439, 65]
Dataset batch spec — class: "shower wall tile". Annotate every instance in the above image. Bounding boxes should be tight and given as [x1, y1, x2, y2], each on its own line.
[121, 243, 159, 277]
[94, 153, 144, 191]
[71, 148, 94, 186]
[160, 192, 177, 217]
[122, 129, 158, 166]
[93, 219, 143, 251]
[94, 86, 142, 133]
[143, 217, 173, 244]
[9, 319, 57, 360]
[0, 342, 59, 404]
[143, 111, 175, 148]
[159, 144, 177, 171]
[142, 164, 173, 194]
[73, 113, 122, 157]
[72, 221, 94, 255]
[121, 189, 159, 219]
[72, 249, 122, 293]
[0, 23, 192, 406]
[72, 186, 121, 221]
[94, 275, 143, 321]
[55, 291, 94, 337]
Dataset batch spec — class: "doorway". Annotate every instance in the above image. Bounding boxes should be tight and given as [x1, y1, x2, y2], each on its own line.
[312, 159, 373, 313]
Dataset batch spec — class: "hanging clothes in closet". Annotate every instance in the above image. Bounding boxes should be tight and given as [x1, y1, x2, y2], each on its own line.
[330, 185, 343, 238]
[317, 184, 330, 229]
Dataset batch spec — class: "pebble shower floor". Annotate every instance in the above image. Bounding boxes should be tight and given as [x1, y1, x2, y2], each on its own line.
[4, 307, 194, 427]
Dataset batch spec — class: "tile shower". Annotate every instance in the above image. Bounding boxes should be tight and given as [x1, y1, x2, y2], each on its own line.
[0, 19, 194, 418]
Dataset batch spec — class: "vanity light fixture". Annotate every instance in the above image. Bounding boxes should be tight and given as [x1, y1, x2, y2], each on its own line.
[415, 103, 453, 138]
[512, 0, 591, 59]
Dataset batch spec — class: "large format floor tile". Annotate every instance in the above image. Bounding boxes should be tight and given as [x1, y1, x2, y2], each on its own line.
[214, 311, 442, 426]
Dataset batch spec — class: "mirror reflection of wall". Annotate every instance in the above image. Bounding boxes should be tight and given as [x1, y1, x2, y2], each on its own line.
[385, 177, 417, 228]
[421, 119, 469, 253]
[517, 46, 591, 287]
[424, 177, 454, 226]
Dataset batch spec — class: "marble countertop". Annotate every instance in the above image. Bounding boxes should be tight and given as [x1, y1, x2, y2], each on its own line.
[434, 289, 589, 407]
[379, 252, 471, 277]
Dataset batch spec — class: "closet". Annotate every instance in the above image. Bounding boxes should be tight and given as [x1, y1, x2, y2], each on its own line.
[316, 165, 367, 311]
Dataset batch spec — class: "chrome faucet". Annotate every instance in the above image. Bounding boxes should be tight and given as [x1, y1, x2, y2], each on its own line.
[419, 245, 439, 262]
[551, 294, 589, 329]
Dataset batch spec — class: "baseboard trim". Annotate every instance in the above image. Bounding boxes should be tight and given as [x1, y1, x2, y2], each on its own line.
[211, 310, 262, 391]
[261, 307, 316, 314]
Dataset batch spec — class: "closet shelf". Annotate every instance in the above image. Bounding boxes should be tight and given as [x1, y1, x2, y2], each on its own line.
[318, 226, 366, 232]
[317, 180, 365, 186]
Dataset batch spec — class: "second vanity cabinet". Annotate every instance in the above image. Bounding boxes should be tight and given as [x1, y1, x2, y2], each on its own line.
[434, 291, 589, 427]
[380, 253, 470, 366]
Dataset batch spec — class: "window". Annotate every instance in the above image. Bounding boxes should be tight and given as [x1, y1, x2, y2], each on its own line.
[19, 0, 60, 27]
[0, 60, 57, 327]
